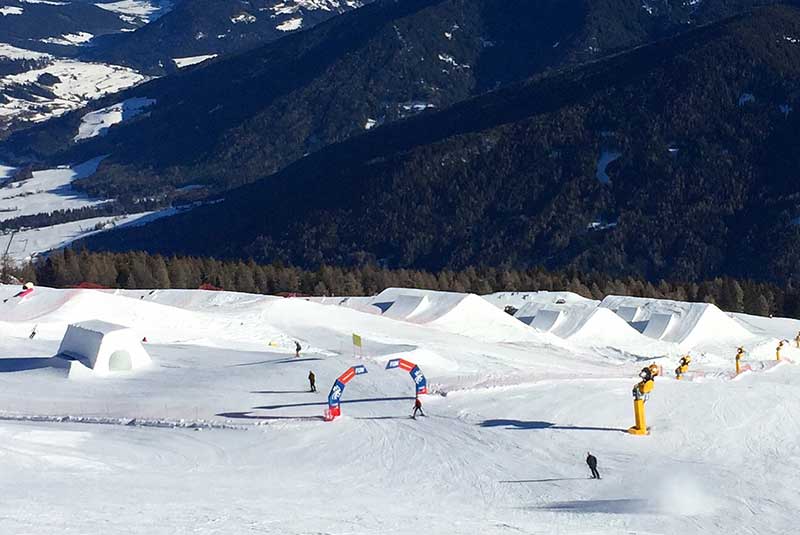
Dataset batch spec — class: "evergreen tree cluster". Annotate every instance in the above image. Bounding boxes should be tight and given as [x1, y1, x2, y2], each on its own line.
[7, 249, 795, 318]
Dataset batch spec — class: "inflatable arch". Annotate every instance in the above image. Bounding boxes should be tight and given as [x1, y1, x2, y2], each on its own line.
[325, 365, 369, 421]
[385, 358, 428, 395]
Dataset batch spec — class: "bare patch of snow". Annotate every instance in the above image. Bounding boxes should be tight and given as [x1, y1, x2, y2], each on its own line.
[40, 32, 94, 46]
[172, 55, 217, 69]
[276, 17, 302, 31]
[74, 97, 156, 141]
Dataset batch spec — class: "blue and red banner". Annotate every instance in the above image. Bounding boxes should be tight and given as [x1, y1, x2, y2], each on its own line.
[326, 365, 368, 420]
[386, 358, 428, 395]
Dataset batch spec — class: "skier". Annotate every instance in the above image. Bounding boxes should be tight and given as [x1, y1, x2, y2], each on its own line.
[295, 341, 302, 358]
[308, 370, 316, 392]
[586, 452, 601, 479]
[412, 396, 425, 418]
[29, 325, 37, 340]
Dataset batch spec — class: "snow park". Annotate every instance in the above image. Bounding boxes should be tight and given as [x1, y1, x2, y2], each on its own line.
[1, 282, 798, 534]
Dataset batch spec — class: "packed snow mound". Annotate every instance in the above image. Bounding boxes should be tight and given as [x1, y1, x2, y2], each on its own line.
[600, 296, 755, 349]
[370, 288, 538, 342]
[58, 320, 151, 377]
[484, 291, 597, 312]
[0, 286, 287, 347]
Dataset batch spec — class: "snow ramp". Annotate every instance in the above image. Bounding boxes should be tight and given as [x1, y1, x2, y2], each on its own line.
[552, 307, 646, 343]
[643, 313, 676, 340]
[616, 306, 643, 323]
[529, 309, 564, 332]
[381, 294, 430, 321]
[370, 288, 539, 342]
[600, 295, 754, 349]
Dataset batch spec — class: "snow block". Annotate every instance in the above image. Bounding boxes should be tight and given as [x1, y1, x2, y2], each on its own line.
[58, 320, 151, 377]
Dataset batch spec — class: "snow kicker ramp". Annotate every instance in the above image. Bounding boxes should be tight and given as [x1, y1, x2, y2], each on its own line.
[381, 294, 430, 321]
[600, 295, 754, 348]
[370, 288, 539, 342]
[551, 307, 647, 344]
[643, 313, 676, 340]
[529, 309, 564, 332]
[616, 305, 643, 323]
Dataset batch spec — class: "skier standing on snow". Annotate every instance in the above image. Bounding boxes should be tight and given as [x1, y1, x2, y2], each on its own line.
[586, 452, 600, 479]
[295, 341, 302, 358]
[308, 371, 316, 392]
[412, 396, 425, 418]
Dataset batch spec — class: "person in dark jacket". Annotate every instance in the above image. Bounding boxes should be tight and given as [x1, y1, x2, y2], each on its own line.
[412, 396, 425, 418]
[295, 341, 302, 358]
[308, 371, 316, 392]
[586, 452, 600, 479]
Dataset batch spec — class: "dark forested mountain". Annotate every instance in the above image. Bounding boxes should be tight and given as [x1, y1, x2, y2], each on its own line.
[2, 0, 786, 201]
[81, 5, 800, 285]
[83, 0, 375, 75]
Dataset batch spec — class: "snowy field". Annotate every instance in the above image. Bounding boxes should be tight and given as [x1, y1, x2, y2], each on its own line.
[0, 284, 798, 534]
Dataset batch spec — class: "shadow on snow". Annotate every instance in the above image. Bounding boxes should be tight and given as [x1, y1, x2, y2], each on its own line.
[480, 419, 626, 433]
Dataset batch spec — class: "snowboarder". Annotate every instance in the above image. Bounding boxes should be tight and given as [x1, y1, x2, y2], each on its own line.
[586, 452, 600, 479]
[308, 370, 316, 392]
[295, 341, 302, 358]
[412, 396, 425, 418]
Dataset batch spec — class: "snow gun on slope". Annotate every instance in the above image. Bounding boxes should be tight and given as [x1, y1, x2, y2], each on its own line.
[628, 364, 660, 436]
[675, 355, 691, 380]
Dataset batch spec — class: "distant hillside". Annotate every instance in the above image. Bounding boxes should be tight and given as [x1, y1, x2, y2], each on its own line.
[82, 5, 800, 285]
[83, 0, 376, 75]
[2, 0, 784, 201]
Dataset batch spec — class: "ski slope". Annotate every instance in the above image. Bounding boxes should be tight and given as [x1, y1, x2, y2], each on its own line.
[1, 284, 799, 534]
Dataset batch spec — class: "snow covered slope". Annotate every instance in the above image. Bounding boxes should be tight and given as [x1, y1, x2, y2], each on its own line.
[0, 0, 170, 133]
[1, 284, 798, 533]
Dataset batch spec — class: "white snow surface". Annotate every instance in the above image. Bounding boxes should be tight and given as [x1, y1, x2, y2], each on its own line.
[1, 210, 175, 262]
[0, 57, 147, 125]
[95, 0, 172, 23]
[0, 6, 23, 15]
[0, 284, 798, 533]
[172, 54, 217, 68]
[74, 97, 156, 141]
[0, 157, 107, 222]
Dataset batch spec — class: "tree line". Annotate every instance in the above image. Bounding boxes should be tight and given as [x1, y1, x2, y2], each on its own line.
[3, 249, 797, 318]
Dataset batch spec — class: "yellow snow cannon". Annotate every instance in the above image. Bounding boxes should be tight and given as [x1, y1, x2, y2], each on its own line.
[675, 355, 691, 380]
[735, 347, 745, 375]
[629, 365, 658, 436]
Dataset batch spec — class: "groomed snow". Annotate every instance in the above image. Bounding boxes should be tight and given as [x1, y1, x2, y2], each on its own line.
[74, 97, 156, 141]
[0, 284, 798, 533]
